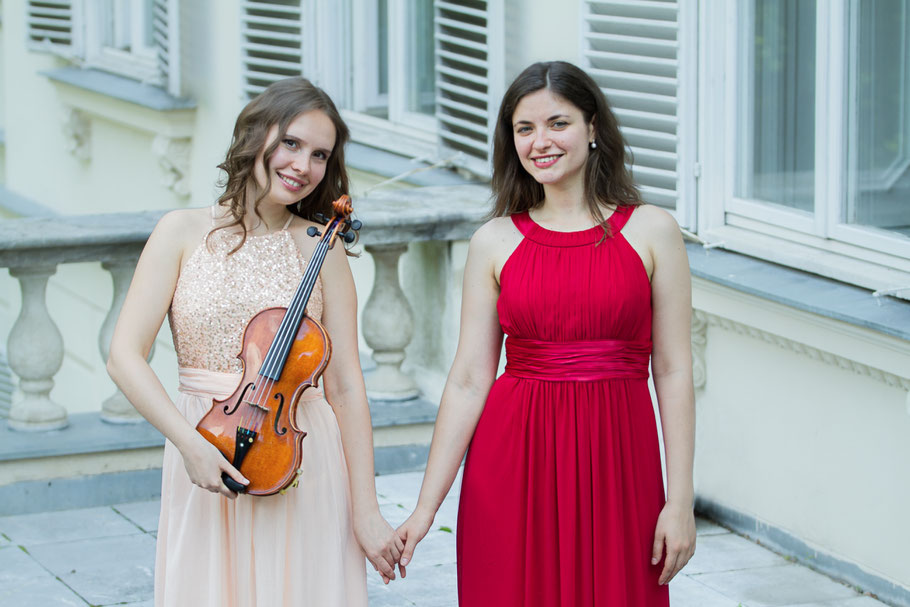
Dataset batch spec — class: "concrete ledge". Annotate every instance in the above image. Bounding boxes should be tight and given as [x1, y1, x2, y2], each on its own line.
[697, 496, 910, 607]
[0, 468, 163, 516]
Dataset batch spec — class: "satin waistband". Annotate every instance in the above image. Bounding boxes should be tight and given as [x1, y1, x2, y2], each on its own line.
[177, 367, 325, 400]
[504, 337, 651, 382]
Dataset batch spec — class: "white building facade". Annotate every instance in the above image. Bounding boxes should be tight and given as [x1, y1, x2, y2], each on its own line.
[1, 0, 908, 603]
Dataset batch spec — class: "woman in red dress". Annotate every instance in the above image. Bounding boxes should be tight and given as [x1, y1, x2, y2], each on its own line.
[397, 61, 696, 605]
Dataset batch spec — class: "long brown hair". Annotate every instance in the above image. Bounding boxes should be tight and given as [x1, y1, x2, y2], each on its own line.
[212, 77, 350, 252]
[491, 61, 641, 232]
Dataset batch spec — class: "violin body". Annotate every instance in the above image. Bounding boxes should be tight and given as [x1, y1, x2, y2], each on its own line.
[196, 307, 331, 496]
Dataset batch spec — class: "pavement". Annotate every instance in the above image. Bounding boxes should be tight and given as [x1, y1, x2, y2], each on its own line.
[0, 469, 889, 607]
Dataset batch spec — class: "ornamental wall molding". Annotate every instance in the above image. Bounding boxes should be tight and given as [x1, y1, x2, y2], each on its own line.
[62, 108, 91, 162]
[151, 135, 191, 199]
[697, 308, 910, 411]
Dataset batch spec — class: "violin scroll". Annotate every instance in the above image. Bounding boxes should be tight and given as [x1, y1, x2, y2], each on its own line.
[309, 195, 362, 245]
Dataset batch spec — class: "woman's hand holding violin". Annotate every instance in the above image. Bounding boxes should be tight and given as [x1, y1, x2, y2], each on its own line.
[178, 434, 248, 499]
[355, 509, 405, 584]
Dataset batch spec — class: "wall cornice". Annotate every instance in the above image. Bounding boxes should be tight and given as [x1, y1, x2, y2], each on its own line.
[694, 307, 910, 413]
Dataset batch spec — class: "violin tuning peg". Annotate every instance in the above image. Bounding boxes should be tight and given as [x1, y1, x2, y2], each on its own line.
[306, 226, 321, 237]
[314, 213, 328, 223]
[350, 219, 363, 231]
[342, 231, 356, 244]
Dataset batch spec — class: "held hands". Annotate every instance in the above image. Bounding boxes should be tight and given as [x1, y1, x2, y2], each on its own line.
[180, 435, 248, 499]
[652, 501, 696, 585]
[395, 505, 435, 576]
[355, 509, 405, 584]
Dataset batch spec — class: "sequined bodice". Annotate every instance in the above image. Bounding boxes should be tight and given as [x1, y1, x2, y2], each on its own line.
[169, 226, 323, 373]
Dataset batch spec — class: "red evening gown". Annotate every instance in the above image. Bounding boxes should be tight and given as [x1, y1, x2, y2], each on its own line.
[456, 205, 670, 606]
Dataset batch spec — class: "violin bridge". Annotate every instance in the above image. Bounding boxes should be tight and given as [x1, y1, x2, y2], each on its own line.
[243, 400, 269, 412]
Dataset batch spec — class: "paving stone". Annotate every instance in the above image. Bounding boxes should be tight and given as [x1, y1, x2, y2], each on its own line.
[696, 517, 730, 536]
[379, 501, 412, 528]
[434, 495, 460, 530]
[404, 525, 456, 567]
[788, 597, 886, 606]
[394, 561, 458, 607]
[0, 533, 9, 549]
[375, 470, 425, 509]
[683, 531, 789, 574]
[670, 574, 742, 607]
[0, 506, 139, 546]
[0, 574, 87, 607]
[113, 500, 160, 533]
[0, 544, 54, 584]
[366, 573, 418, 606]
[692, 563, 860, 606]
[27, 534, 156, 606]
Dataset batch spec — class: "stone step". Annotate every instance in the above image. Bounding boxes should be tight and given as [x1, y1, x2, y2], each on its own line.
[0, 396, 437, 515]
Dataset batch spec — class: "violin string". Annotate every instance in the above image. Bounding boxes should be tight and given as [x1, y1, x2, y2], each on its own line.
[241, 222, 335, 435]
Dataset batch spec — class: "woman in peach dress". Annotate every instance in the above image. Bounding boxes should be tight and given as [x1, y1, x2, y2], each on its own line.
[108, 78, 402, 606]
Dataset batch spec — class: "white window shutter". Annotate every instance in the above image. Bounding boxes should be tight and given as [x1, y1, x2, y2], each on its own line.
[434, 0, 504, 177]
[27, 0, 82, 56]
[152, 0, 180, 96]
[583, 0, 696, 220]
[240, 0, 305, 99]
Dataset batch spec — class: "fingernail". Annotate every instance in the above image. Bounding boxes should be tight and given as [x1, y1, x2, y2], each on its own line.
[401, 557, 409, 566]
[651, 558, 658, 565]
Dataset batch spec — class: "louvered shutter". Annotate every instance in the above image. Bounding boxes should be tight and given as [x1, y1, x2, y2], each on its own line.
[583, 0, 696, 218]
[152, 0, 180, 96]
[27, 0, 81, 56]
[240, 0, 305, 99]
[434, 0, 504, 176]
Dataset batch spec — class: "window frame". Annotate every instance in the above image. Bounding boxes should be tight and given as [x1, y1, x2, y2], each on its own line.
[83, 0, 162, 86]
[698, 0, 910, 295]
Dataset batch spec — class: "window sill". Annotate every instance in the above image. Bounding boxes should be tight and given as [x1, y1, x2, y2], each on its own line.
[686, 241, 910, 342]
[698, 224, 910, 300]
[342, 110, 438, 162]
[42, 67, 196, 137]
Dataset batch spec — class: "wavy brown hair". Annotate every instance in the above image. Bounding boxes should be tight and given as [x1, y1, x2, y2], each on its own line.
[491, 61, 642, 234]
[212, 77, 350, 252]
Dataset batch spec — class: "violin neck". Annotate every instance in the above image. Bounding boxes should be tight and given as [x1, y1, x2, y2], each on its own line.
[258, 236, 331, 381]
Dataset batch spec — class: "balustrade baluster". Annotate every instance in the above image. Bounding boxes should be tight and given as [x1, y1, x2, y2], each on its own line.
[362, 243, 418, 401]
[99, 259, 148, 423]
[6, 265, 68, 431]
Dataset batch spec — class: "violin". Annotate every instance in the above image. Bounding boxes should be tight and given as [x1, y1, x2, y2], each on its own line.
[196, 195, 362, 496]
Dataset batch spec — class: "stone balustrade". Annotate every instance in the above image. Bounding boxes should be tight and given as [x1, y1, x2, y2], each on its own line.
[0, 184, 490, 431]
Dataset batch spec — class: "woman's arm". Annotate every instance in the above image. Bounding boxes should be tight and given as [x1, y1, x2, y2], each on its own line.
[318, 242, 403, 584]
[645, 206, 697, 584]
[396, 221, 506, 570]
[107, 210, 247, 498]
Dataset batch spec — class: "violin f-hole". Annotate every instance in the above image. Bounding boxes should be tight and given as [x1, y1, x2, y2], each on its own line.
[224, 382, 255, 415]
[273, 392, 288, 436]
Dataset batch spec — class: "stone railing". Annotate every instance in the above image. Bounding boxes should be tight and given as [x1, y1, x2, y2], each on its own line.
[0, 184, 490, 431]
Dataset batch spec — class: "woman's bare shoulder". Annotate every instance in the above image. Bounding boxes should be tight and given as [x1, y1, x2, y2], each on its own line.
[151, 207, 212, 256]
[471, 215, 520, 248]
[627, 204, 682, 243]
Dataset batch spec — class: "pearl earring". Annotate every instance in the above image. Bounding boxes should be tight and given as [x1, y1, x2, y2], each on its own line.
[590, 140, 597, 150]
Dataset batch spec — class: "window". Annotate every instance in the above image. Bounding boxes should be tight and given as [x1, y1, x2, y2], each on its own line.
[700, 0, 910, 293]
[351, 0, 436, 129]
[240, 0, 504, 176]
[581, 0, 698, 228]
[27, 0, 180, 96]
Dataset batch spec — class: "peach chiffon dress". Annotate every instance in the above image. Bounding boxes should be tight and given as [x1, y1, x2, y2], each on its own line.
[158, 214, 367, 606]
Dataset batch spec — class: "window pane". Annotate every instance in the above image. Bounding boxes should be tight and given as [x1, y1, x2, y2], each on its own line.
[738, 0, 816, 212]
[406, 0, 435, 116]
[378, 0, 389, 98]
[846, 0, 910, 238]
